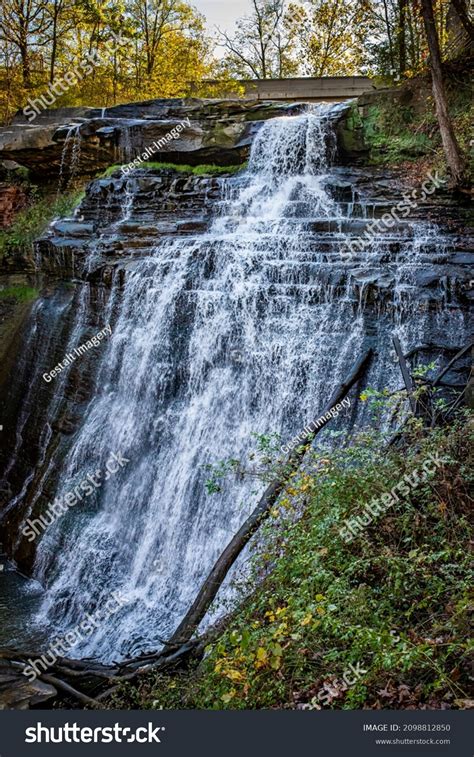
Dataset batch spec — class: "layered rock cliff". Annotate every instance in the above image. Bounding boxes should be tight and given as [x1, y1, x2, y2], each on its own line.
[0, 98, 471, 664]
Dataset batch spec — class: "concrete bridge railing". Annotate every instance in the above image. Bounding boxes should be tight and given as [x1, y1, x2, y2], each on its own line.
[192, 76, 376, 102]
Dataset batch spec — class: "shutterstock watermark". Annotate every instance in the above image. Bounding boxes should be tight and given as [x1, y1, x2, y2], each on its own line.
[339, 452, 443, 543]
[23, 32, 128, 122]
[341, 170, 447, 260]
[22, 590, 130, 682]
[21, 451, 130, 542]
[281, 398, 351, 454]
[299, 632, 400, 709]
[121, 117, 191, 175]
[43, 324, 112, 383]
[25, 722, 164, 744]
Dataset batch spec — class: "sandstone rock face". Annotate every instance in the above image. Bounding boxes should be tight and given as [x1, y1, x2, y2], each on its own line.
[36, 169, 221, 281]
[35, 165, 473, 308]
[0, 99, 471, 643]
[1, 158, 471, 577]
[0, 99, 306, 178]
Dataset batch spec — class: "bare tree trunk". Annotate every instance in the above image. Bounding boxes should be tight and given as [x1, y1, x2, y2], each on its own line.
[398, 0, 407, 74]
[19, 36, 31, 88]
[382, 0, 395, 71]
[406, 3, 417, 68]
[420, 0, 466, 188]
[49, 0, 62, 84]
[113, 48, 118, 103]
[50, 33, 58, 83]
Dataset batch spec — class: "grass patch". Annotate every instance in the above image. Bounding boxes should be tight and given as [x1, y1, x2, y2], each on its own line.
[353, 65, 472, 175]
[109, 413, 473, 710]
[100, 162, 246, 178]
[0, 285, 38, 302]
[0, 190, 85, 257]
[361, 104, 435, 164]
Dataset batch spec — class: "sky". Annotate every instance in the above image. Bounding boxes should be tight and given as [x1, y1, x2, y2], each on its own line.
[193, 0, 252, 35]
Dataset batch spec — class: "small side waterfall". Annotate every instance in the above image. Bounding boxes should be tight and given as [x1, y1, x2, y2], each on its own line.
[57, 124, 82, 193]
[12, 104, 467, 661]
[119, 122, 140, 163]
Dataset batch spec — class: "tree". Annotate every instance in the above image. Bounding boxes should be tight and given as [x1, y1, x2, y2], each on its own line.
[420, 0, 466, 187]
[449, 0, 474, 38]
[398, 0, 407, 73]
[0, 0, 49, 87]
[290, 0, 370, 76]
[219, 0, 289, 79]
[0, 0, 212, 118]
[46, 0, 78, 82]
[381, 0, 396, 70]
[129, 0, 202, 78]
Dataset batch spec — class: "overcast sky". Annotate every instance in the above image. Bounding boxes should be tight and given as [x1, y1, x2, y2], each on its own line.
[193, 0, 252, 35]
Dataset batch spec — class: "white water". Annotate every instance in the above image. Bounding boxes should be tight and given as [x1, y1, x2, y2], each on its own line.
[57, 124, 82, 193]
[31, 105, 467, 661]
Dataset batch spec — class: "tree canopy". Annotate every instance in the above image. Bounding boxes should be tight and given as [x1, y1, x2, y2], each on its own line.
[0, 0, 471, 123]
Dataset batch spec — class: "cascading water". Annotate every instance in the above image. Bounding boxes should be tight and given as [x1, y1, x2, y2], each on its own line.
[119, 122, 143, 163]
[21, 104, 467, 661]
[57, 124, 82, 194]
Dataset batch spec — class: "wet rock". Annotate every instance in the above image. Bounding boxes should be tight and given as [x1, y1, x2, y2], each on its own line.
[51, 221, 94, 236]
[1, 126, 471, 583]
[0, 99, 303, 178]
[177, 219, 208, 233]
[415, 270, 441, 288]
[0, 659, 57, 710]
[448, 252, 474, 265]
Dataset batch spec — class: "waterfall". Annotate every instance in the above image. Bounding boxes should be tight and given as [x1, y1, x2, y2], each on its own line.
[119, 122, 137, 163]
[57, 124, 82, 194]
[27, 104, 467, 661]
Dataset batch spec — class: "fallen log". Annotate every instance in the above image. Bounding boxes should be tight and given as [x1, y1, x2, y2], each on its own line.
[167, 348, 373, 647]
[40, 674, 101, 708]
[388, 339, 473, 442]
[432, 341, 473, 387]
[403, 343, 464, 360]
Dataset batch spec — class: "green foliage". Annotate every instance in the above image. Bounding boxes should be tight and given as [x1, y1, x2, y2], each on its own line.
[412, 361, 437, 379]
[355, 69, 472, 177]
[204, 459, 241, 495]
[204, 431, 284, 495]
[111, 415, 473, 710]
[100, 163, 246, 178]
[359, 386, 393, 426]
[0, 285, 38, 302]
[0, 190, 84, 257]
[362, 105, 434, 164]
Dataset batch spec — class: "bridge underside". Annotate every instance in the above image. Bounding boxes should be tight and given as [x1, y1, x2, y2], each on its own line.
[254, 95, 364, 102]
[244, 76, 375, 101]
[195, 76, 375, 102]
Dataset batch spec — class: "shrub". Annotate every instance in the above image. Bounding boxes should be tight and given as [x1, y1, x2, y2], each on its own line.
[109, 413, 473, 711]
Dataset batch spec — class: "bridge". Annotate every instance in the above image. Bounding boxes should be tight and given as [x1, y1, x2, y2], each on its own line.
[193, 76, 375, 102]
